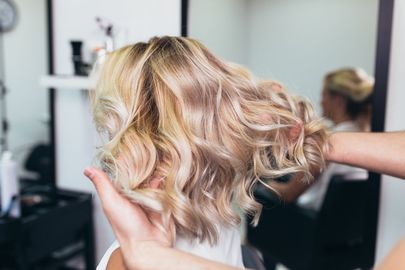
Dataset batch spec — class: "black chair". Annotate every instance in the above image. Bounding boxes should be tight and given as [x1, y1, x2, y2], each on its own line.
[247, 175, 371, 270]
[242, 244, 266, 270]
[0, 187, 95, 270]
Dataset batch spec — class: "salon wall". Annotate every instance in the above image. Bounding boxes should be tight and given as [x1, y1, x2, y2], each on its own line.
[246, 0, 378, 107]
[52, 0, 181, 261]
[376, 0, 405, 264]
[189, 0, 248, 65]
[189, 0, 378, 110]
[4, 0, 48, 169]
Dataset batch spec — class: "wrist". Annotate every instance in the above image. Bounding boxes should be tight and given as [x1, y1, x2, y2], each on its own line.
[121, 240, 163, 270]
[326, 132, 343, 163]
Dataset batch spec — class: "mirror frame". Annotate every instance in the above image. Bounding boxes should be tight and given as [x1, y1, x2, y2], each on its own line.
[181, 0, 394, 265]
[47, 0, 56, 190]
[365, 0, 394, 265]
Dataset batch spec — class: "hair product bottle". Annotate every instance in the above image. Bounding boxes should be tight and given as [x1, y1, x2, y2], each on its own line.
[0, 151, 20, 217]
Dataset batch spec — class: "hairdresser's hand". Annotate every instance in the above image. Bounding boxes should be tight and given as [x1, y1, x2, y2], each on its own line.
[83, 167, 171, 269]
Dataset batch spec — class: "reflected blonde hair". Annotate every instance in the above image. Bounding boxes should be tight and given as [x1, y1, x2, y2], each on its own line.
[324, 68, 374, 102]
[91, 36, 328, 244]
[324, 67, 374, 130]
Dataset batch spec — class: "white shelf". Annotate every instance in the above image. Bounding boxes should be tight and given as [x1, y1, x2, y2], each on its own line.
[40, 75, 92, 90]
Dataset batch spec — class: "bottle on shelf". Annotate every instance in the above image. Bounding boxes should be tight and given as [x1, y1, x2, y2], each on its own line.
[0, 151, 20, 217]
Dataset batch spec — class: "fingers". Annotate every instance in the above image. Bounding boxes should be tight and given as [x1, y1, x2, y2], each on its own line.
[84, 166, 173, 248]
[84, 167, 122, 211]
[149, 176, 162, 189]
[258, 80, 285, 94]
[83, 166, 153, 230]
[84, 167, 112, 192]
[271, 82, 284, 93]
[289, 121, 303, 141]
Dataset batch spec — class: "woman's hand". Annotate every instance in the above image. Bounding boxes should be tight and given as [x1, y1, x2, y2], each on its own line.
[83, 167, 171, 269]
[84, 167, 245, 270]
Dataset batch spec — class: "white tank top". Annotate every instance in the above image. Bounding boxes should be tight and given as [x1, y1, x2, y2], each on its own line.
[97, 226, 245, 269]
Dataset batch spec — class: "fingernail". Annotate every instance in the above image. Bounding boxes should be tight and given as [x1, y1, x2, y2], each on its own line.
[83, 167, 94, 178]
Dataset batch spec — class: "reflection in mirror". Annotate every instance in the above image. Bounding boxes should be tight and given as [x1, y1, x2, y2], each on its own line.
[1, 0, 50, 183]
[189, 0, 379, 269]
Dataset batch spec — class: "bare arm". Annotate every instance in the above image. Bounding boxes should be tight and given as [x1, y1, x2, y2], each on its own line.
[107, 242, 241, 270]
[106, 248, 127, 270]
[374, 237, 405, 270]
[327, 131, 405, 179]
[272, 131, 405, 202]
[126, 241, 242, 270]
[106, 242, 240, 270]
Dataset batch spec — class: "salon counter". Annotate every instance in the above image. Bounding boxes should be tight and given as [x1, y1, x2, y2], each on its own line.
[0, 184, 95, 270]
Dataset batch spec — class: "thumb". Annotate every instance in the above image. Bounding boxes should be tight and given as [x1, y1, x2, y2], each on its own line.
[83, 167, 122, 213]
[84, 167, 111, 194]
[83, 166, 153, 229]
[84, 167, 173, 247]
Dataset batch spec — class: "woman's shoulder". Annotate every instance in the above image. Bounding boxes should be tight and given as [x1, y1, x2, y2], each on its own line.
[97, 241, 120, 270]
[175, 225, 244, 268]
[97, 226, 244, 269]
[106, 248, 125, 270]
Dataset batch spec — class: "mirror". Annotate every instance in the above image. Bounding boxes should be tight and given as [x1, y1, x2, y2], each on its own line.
[188, 0, 381, 269]
[188, 0, 378, 110]
[0, 0, 51, 184]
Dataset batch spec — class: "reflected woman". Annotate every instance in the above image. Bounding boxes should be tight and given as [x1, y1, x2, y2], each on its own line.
[297, 68, 374, 210]
[320, 68, 374, 131]
[272, 67, 374, 209]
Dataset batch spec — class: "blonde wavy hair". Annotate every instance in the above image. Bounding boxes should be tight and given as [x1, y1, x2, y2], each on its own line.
[91, 36, 328, 244]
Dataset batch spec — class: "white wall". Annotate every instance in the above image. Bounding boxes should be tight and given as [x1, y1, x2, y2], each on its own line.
[52, 0, 181, 261]
[4, 0, 48, 170]
[188, 0, 378, 109]
[375, 0, 405, 264]
[188, 0, 248, 65]
[246, 0, 378, 107]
